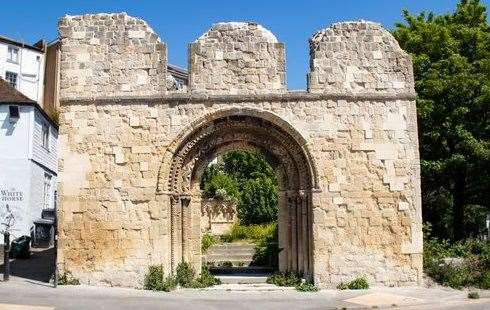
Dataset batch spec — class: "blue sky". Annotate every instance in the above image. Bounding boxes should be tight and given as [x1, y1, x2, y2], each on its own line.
[1, 0, 488, 89]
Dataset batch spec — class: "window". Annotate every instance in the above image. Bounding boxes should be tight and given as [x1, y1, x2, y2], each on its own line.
[7, 46, 19, 63]
[42, 122, 49, 150]
[43, 173, 52, 209]
[5, 71, 18, 88]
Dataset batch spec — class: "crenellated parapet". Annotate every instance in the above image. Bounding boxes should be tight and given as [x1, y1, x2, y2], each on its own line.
[189, 22, 286, 94]
[58, 15, 415, 99]
[308, 21, 414, 94]
[58, 13, 167, 99]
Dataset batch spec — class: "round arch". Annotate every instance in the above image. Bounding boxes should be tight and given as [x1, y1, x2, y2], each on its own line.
[159, 108, 318, 277]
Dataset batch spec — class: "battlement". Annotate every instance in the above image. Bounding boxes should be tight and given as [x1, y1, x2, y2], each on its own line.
[58, 13, 414, 100]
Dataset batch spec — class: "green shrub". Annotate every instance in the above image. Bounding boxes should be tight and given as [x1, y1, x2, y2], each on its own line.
[220, 222, 277, 243]
[480, 272, 490, 289]
[348, 277, 369, 289]
[201, 233, 218, 253]
[145, 263, 220, 291]
[252, 223, 279, 267]
[468, 292, 480, 299]
[295, 281, 319, 292]
[424, 238, 490, 289]
[144, 265, 164, 291]
[220, 261, 233, 267]
[337, 277, 369, 290]
[175, 262, 195, 288]
[191, 266, 221, 288]
[144, 265, 177, 292]
[266, 271, 302, 287]
[58, 271, 80, 285]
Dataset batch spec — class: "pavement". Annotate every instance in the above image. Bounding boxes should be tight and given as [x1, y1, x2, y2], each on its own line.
[1, 249, 490, 309]
[0, 277, 489, 310]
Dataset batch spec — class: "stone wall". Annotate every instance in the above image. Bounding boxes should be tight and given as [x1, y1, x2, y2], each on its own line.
[308, 21, 414, 94]
[59, 13, 167, 99]
[189, 22, 286, 94]
[201, 199, 237, 235]
[57, 14, 422, 289]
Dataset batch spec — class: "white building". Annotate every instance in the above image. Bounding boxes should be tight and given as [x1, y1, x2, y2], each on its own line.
[0, 36, 45, 103]
[0, 78, 58, 244]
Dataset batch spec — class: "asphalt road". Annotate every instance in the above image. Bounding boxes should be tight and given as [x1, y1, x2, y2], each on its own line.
[0, 279, 489, 310]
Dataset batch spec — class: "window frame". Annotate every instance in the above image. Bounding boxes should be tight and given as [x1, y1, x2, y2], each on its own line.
[43, 173, 52, 209]
[7, 45, 19, 64]
[5, 71, 18, 89]
[42, 122, 50, 151]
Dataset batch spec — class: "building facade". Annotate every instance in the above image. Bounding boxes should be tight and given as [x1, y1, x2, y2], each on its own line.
[0, 36, 45, 104]
[57, 13, 422, 288]
[0, 79, 58, 244]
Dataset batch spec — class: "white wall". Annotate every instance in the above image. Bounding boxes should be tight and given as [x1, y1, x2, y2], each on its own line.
[0, 104, 31, 159]
[32, 109, 58, 173]
[0, 158, 32, 242]
[0, 42, 45, 102]
[0, 104, 57, 244]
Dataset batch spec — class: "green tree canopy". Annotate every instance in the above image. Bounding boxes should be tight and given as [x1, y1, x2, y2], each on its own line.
[393, 0, 490, 240]
[201, 150, 278, 225]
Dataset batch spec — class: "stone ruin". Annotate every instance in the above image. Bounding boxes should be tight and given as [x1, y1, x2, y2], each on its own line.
[57, 13, 422, 288]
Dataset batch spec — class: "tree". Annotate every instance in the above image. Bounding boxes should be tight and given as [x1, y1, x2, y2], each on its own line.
[393, 0, 490, 240]
[239, 176, 278, 225]
[201, 150, 278, 225]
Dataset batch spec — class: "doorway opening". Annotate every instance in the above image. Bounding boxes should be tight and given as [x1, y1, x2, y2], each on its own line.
[200, 150, 279, 280]
[163, 109, 318, 282]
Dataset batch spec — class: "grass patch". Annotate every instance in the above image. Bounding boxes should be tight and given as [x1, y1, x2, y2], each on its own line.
[337, 277, 369, 290]
[220, 222, 277, 243]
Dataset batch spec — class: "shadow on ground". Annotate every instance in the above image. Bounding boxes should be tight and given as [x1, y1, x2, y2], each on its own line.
[0, 247, 54, 283]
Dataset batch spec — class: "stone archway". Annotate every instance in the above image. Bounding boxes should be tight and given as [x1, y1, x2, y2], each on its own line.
[159, 108, 318, 278]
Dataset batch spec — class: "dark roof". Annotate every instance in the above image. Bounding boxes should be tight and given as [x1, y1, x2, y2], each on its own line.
[0, 35, 45, 52]
[0, 78, 36, 104]
[0, 78, 58, 129]
[167, 64, 188, 81]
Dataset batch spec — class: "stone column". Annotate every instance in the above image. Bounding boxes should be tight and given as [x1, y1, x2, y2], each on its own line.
[299, 191, 309, 276]
[170, 195, 182, 273]
[288, 194, 298, 271]
[296, 194, 304, 274]
[278, 192, 289, 272]
[181, 197, 190, 263]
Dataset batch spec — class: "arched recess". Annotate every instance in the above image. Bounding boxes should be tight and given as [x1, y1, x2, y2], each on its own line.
[158, 108, 319, 278]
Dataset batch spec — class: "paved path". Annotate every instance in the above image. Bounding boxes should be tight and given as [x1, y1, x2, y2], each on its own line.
[0, 278, 489, 310]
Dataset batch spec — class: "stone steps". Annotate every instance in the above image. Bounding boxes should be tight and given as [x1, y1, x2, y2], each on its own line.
[204, 242, 256, 267]
[204, 283, 292, 291]
[216, 274, 269, 284]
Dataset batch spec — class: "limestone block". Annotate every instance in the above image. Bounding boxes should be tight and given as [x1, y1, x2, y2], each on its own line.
[129, 116, 140, 127]
[59, 13, 167, 99]
[189, 22, 286, 94]
[308, 21, 414, 94]
[140, 162, 149, 171]
[131, 146, 152, 154]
